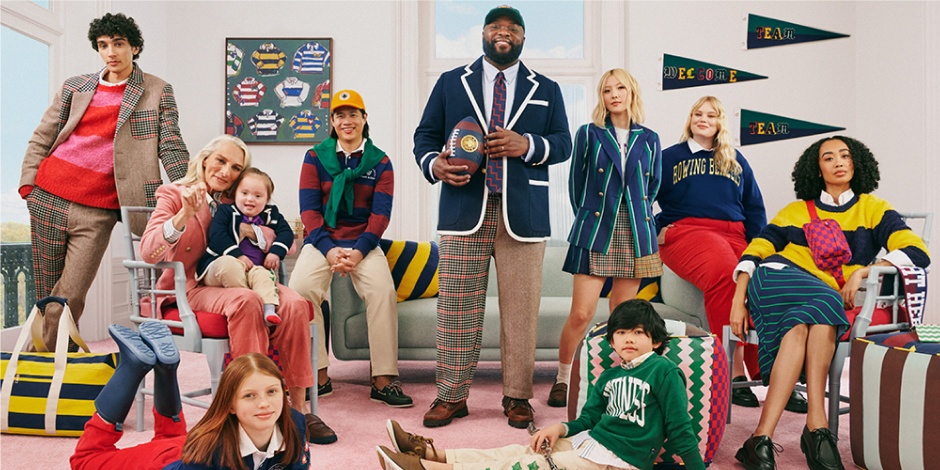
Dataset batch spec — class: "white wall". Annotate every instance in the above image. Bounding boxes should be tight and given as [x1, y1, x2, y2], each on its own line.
[33, 0, 934, 341]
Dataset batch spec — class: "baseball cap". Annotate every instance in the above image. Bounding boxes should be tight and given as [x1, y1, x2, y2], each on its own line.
[485, 5, 525, 31]
[330, 89, 366, 113]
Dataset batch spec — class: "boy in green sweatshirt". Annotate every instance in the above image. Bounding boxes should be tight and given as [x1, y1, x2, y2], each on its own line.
[377, 299, 705, 470]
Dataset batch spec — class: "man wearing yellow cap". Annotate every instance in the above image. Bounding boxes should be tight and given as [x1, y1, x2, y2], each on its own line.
[290, 89, 413, 415]
[414, 5, 571, 429]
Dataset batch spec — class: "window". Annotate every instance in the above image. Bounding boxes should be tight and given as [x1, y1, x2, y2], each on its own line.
[1, 2, 59, 330]
[422, 0, 597, 244]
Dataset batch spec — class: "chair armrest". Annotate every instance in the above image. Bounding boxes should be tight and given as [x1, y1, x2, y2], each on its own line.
[849, 265, 904, 340]
[123, 259, 203, 349]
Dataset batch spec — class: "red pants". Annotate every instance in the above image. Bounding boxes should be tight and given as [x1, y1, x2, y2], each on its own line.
[659, 217, 759, 378]
[70, 410, 187, 470]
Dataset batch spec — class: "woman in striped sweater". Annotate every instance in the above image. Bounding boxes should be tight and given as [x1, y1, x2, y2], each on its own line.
[729, 136, 930, 470]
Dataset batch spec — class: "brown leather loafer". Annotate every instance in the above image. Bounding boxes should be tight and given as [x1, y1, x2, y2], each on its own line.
[502, 396, 534, 429]
[305, 413, 337, 444]
[422, 399, 468, 428]
[547, 382, 567, 407]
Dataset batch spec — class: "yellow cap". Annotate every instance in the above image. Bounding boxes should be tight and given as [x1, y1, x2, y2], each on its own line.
[330, 89, 366, 113]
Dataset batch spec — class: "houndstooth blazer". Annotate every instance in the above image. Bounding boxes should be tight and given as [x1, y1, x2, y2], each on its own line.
[20, 64, 190, 235]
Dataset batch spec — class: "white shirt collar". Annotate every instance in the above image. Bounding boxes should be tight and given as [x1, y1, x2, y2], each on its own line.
[238, 424, 284, 470]
[335, 139, 366, 157]
[482, 58, 520, 87]
[98, 69, 129, 87]
[620, 351, 655, 370]
[686, 139, 712, 154]
[819, 189, 855, 206]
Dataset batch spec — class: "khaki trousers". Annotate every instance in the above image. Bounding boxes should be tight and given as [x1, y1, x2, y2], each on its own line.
[289, 244, 399, 377]
[202, 255, 280, 305]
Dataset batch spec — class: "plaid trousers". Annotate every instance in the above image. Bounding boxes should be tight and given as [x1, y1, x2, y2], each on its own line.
[435, 195, 545, 401]
[26, 186, 119, 350]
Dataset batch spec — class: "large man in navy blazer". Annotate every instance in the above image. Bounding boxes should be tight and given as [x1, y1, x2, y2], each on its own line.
[414, 5, 571, 429]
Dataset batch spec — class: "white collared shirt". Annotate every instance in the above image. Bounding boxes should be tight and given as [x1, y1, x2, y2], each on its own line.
[819, 188, 855, 207]
[481, 58, 536, 162]
[335, 138, 366, 157]
[98, 69, 129, 87]
[687, 139, 711, 154]
[238, 424, 284, 470]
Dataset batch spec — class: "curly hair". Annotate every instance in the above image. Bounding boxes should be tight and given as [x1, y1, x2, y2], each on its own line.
[791, 135, 880, 200]
[605, 299, 669, 355]
[87, 13, 144, 60]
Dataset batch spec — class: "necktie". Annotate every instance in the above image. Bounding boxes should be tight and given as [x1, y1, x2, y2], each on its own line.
[486, 72, 506, 193]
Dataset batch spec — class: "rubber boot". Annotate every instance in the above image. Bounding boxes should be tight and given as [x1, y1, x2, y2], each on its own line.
[96, 325, 156, 430]
[138, 321, 182, 421]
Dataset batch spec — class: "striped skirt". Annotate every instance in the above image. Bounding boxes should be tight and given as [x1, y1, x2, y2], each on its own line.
[747, 265, 849, 384]
[563, 205, 662, 278]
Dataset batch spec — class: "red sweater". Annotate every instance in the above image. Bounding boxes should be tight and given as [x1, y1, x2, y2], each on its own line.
[34, 81, 125, 209]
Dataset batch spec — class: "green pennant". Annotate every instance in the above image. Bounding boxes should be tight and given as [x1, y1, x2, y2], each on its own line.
[746, 14, 849, 49]
[661, 54, 767, 90]
[739, 109, 844, 146]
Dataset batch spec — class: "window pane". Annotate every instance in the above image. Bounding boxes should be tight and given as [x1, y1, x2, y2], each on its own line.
[31, 0, 50, 8]
[549, 83, 587, 243]
[1, 26, 47, 233]
[435, 0, 584, 59]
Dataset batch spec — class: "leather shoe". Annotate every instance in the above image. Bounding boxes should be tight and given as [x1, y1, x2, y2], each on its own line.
[785, 390, 808, 413]
[800, 426, 844, 470]
[731, 376, 759, 408]
[547, 382, 567, 408]
[305, 413, 337, 444]
[502, 396, 534, 429]
[386, 419, 440, 461]
[377, 445, 425, 470]
[735, 435, 779, 470]
[422, 399, 468, 428]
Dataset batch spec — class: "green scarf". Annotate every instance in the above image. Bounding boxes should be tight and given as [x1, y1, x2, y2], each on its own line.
[314, 137, 386, 228]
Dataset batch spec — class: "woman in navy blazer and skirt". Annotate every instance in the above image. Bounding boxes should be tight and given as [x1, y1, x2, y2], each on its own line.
[548, 68, 663, 407]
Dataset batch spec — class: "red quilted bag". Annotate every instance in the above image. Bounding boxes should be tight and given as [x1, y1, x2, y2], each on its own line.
[802, 200, 852, 286]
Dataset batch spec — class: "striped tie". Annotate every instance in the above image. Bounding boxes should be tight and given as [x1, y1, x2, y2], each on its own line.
[486, 72, 506, 193]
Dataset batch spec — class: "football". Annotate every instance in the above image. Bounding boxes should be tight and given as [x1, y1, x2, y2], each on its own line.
[447, 116, 485, 176]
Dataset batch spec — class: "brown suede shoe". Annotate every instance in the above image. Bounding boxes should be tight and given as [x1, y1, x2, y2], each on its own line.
[377, 445, 426, 470]
[305, 413, 337, 444]
[386, 419, 440, 461]
[547, 382, 567, 407]
[422, 399, 468, 428]
[502, 396, 534, 429]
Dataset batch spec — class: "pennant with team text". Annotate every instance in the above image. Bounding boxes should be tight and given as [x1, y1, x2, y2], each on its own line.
[661, 54, 766, 90]
[745, 14, 849, 49]
[739, 109, 844, 146]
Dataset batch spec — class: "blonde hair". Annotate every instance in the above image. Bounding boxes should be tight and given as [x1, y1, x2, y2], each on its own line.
[679, 96, 741, 176]
[592, 68, 645, 127]
[180, 354, 302, 470]
[176, 135, 252, 198]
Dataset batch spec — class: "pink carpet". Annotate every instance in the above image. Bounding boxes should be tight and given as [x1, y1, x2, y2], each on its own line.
[0, 339, 854, 469]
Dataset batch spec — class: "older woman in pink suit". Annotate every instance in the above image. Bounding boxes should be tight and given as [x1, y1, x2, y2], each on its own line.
[138, 135, 336, 444]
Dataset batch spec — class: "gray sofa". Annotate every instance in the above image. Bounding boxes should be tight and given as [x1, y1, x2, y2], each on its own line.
[328, 245, 707, 361]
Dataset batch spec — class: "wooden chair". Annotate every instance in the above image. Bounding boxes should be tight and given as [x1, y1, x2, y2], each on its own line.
[120, 206, 317, 431]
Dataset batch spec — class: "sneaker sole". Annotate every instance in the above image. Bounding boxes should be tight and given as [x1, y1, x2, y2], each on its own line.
[386, 420, 401, 453]
[138, 322, 179, 365]
[376, 446, 399, 470]
[371, 397, 415, 408]
[423, 406, 468, 427]
[109, 325, 156, 366]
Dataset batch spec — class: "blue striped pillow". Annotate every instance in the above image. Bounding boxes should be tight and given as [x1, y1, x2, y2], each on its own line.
[379, 239, 439, 302]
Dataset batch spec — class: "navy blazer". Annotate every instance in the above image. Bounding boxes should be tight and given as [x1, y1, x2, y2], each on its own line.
[414, 57, 571, 240]
[567, 121, 662, 257]
[196, 203, 294, 280]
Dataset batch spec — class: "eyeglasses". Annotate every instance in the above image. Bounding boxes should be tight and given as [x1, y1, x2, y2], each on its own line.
[485, 24, 523, 36]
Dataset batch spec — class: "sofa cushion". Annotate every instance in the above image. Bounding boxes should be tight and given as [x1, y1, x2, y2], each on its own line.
[379, 239, 439, 302]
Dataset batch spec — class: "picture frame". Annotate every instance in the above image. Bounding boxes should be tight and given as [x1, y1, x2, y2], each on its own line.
[225, 37, 333, 144]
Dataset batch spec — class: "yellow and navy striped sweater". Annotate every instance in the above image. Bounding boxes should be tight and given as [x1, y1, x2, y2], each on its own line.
[741, 194, 930, 290]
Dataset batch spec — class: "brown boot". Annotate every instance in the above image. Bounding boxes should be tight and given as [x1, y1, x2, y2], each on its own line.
[386, 419, 441, 461]
[377, 445, 426, 470]
[305, 413, 337, 444]
[422, 399, 468, 428]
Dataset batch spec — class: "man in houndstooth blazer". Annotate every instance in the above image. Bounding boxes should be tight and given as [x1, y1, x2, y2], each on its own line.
[18, 13, 189, 350]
